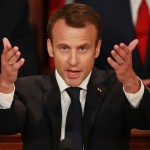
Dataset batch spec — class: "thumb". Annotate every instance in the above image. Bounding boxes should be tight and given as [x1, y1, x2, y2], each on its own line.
[128, 39, 138, 52]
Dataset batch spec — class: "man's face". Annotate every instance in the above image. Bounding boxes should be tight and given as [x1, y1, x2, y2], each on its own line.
[47, 19, 101, 87]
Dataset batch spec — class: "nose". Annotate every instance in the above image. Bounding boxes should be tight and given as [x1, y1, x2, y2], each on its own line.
[68, 50, 78, 66]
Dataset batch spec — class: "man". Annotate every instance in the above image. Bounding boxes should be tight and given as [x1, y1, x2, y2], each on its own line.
[0, 3, 150, 150]
[76, 0, 150, 89]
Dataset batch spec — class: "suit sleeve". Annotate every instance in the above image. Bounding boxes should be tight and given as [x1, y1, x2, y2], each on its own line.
[0, 95, 26, 135]
[123, 88, 150, 129]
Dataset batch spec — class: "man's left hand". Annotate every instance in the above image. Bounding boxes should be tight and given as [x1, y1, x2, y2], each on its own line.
[107, 39, 140, 93]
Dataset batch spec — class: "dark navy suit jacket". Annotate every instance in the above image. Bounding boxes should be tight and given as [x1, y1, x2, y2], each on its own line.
[0, 68, 150, 150]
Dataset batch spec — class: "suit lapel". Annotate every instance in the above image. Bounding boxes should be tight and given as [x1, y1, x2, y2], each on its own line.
[83, 68, 107, 150]
[42, 72, 62, 150]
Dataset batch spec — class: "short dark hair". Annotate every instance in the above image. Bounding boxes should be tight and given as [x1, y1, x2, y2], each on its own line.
[47, 3, 102, 44]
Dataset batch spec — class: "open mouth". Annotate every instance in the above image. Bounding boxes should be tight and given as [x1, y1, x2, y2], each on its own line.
[67, 70, 81, 79]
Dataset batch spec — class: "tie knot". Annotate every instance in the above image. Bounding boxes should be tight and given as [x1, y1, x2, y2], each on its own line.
[66, 87, 81, 101]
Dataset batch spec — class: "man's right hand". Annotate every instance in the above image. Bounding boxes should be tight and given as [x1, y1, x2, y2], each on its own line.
[0, 38, 25, 93]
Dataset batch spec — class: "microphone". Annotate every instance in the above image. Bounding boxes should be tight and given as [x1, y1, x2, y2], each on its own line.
[58, 138, 75, 150]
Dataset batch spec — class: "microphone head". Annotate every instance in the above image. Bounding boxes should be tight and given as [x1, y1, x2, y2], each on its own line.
[58, 138, 75, 150]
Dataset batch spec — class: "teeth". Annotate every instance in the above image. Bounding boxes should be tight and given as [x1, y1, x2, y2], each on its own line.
[69, 71, 78, 74]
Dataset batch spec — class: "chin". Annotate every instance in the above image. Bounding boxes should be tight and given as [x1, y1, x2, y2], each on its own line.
[66, 79, 81, 87]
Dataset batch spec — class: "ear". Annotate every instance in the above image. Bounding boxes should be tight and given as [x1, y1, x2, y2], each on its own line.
[95, 40, 101, 58]
[47, 38, 54, 57]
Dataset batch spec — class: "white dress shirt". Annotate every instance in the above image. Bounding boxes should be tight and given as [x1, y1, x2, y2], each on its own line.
[0, 70, 144, 140]
[55, 70, 91, 140]
[130, 0, 150, 26]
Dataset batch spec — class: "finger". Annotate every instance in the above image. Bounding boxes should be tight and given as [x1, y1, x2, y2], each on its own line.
[12, 58, 25, 71]
[119, 43, 129, 53]
[112, 43, 128, 63]
[6, 46, 19, 61]
[8, 51, 21, 65]
[107, 57, 120, 70]
[128, 39, 138, 52]
[113, 44, 128, 61]
[111, 49, 124, 65]
[3, 37, 12, 53]
[119, 43, 132, 61]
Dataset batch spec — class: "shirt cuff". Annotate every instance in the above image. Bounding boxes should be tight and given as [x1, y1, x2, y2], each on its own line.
[123, 79, 144, 108]
[0, 86, 15, 109]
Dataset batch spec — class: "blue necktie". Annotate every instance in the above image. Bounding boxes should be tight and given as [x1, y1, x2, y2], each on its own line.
[65, 87, 83, 150]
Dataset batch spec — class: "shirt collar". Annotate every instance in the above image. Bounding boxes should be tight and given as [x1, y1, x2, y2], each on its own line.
[55, 69, 91, 92]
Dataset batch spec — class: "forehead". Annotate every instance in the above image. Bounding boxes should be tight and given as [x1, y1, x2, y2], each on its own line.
[52, 19, 97, 31]
[51, 19, 97, 44]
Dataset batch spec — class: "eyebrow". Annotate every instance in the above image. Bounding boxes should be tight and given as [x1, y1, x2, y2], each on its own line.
[57, 43, 70, 47]
[57, 43, 91, 48]
[77, 43, 91, 48]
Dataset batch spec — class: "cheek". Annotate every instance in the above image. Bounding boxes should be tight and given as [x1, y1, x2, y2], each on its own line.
[54, 58, 65, 78]
[82, 53, 95, 64]
[53, 53, 67, 68]
[81, 55, 95, 70]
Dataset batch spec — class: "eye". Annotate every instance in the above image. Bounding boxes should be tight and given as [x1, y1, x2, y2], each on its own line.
[60, 46, 68, 52]
[79, 46, 87, 52]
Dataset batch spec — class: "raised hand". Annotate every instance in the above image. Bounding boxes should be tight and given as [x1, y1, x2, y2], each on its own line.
[0, 38, 25, 93]
[107, 39, 140, 93]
